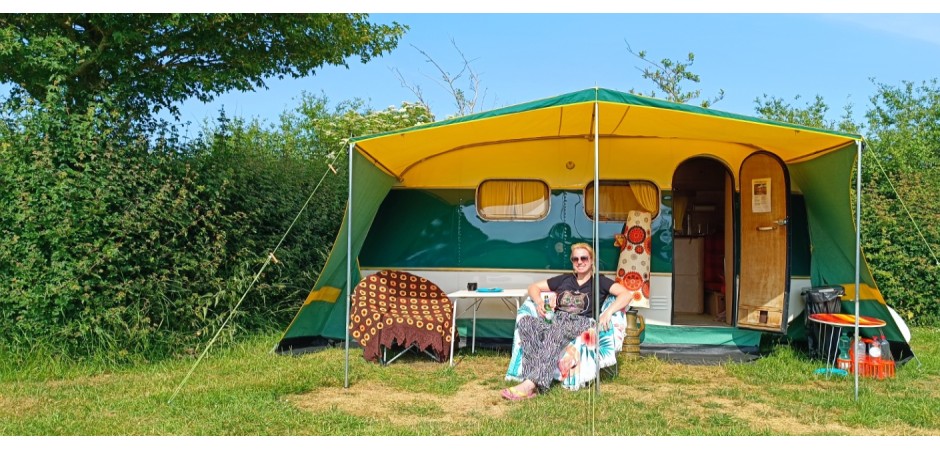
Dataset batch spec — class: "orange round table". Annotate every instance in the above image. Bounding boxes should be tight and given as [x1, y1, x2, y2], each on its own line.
[808, 313, 886, 328]
[808, 313, 887, 377]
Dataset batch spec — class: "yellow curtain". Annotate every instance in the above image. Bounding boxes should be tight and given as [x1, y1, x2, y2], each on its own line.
[478, 180, 548, 220]
[587, 184, 630, 220]
[480, 181, 511, 218]
[673, 194, 688, 231]
[587, 181, 659, 220]
[630, 182, 659, 214]
[513, 181, 548, 217]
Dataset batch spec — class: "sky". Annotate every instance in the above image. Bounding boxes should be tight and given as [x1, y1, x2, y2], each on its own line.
[162, 10, 940, 135]
[5, 5, 940, 137]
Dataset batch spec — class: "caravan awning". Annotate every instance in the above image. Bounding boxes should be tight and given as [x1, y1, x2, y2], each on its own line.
[351, 88, 861, 190]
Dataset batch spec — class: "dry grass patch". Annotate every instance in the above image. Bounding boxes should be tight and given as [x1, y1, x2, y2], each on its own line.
[0, 393, 40, 419]
[287, 354, 515, 428]
[289, 378, 511, 428]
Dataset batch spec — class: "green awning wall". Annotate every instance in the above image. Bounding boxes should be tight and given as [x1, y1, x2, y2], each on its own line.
[788, 144, 903, 341]
[280, 150, 396, 342]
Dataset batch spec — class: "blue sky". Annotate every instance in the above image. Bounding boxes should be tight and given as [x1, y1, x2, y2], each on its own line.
[170, 12, 940, 133]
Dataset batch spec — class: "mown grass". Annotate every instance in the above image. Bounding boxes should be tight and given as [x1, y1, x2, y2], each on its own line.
[1, 327, 937, 436]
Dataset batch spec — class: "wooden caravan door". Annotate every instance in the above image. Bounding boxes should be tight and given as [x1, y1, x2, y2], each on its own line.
[737, 152, 790, 333]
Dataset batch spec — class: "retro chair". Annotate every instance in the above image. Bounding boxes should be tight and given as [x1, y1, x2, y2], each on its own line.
[348, 270, 455, 365]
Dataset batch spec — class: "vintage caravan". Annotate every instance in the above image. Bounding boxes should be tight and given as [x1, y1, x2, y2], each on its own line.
[276, 88, 913, 361]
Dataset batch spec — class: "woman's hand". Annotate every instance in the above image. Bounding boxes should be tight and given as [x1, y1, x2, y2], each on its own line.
[534, 298, 546, 317]
[527, 280, 551, 318]
[598, 309, 613, 331]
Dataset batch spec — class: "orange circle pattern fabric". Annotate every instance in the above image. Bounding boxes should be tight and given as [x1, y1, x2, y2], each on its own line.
[349, 270, 454, 363]
[614, 210, 652, 309]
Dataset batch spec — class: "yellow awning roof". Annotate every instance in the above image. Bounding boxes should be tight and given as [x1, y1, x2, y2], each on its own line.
[352, 88, 861, 190]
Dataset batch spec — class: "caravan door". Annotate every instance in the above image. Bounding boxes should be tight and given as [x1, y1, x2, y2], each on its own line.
[737, 152, 790, 333]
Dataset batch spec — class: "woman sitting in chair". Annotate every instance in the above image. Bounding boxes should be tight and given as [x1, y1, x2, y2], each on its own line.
[500, 242, 632, 401]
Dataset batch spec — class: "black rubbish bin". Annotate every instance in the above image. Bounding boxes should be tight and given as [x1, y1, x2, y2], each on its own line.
[803, 286, 845, 363]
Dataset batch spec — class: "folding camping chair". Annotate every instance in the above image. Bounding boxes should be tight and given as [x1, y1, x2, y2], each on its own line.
[348, 270, 455, 365]
[504, 209, 651, 389]
[504, 295, 627, 390]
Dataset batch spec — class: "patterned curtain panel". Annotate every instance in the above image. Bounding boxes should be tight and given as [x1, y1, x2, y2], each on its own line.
[614, 210, 652, 309]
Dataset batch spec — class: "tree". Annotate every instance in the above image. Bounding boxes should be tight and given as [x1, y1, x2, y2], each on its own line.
[753, 93, 859, 134]
[392, 39, 489, 118]
[0, 13, 406, 120]
[859, 79, 940, 325]
[624, 40, 724, 107]
[865, 78, 940, 173]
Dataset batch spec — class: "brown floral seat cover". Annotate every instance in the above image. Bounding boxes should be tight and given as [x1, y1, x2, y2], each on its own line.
[349, 270, 454, 363]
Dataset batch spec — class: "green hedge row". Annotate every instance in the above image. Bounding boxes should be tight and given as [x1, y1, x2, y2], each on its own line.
[0, 92, 345, 360]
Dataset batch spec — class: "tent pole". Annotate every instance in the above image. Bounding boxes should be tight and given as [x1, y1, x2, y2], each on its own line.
[345, 142, 354, 389]
[593, 90, 601, 396]
[854, 139, 863, 401]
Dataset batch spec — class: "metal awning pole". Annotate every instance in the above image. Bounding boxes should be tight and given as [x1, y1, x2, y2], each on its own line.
[593, 89, 601, 396]
[854, 139, 863, 401]
[345, 142, 354, 389]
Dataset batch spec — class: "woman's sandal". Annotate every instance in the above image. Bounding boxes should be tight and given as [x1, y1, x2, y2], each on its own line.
[500, 386, 537, 401]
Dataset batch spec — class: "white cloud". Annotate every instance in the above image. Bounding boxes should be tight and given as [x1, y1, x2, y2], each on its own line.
[826, 14, 940, 47]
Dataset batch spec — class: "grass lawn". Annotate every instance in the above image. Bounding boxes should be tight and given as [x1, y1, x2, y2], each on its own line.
[1, 327, 938, 436]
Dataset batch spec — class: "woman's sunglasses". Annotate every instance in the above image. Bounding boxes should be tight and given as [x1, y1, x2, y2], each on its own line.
[570, 255, 591, 263]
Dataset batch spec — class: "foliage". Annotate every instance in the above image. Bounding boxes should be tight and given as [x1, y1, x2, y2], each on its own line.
[275, 92, 434, 157]
[753, 93, 860, 134]
[865, 79, 940, 173]
[0, 88, 247, 357]
[624, 40, 725, 108]
[0, 13, 406, 120]
[860, 79, 940, 325]
[0, 86, 431, 359]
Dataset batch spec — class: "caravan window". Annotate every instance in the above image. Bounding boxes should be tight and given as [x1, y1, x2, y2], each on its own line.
[585, 180, 660, 220]
[476, 179, 550, 221]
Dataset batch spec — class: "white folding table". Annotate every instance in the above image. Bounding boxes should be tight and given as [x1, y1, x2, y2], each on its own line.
[446, 288, 528, 366]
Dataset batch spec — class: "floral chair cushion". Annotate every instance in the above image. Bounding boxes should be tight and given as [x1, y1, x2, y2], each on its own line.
[504, 296, 626, 390]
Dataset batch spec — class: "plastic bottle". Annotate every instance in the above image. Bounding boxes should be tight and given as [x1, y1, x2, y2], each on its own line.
[854, 337, 866, 363]
[879, 334, 896, 378]
[877, 334, 890, 359]
[836, 334, 851, 370]
[838, 334, 850, 359]
[868, 339, 882, 359]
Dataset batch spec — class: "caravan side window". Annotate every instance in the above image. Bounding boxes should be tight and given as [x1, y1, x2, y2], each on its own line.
[585, 180, 660, 220]
[476, 179, 550, 221]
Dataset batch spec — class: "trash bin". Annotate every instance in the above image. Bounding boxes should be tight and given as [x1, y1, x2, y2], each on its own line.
[803, 286, 845, 363]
